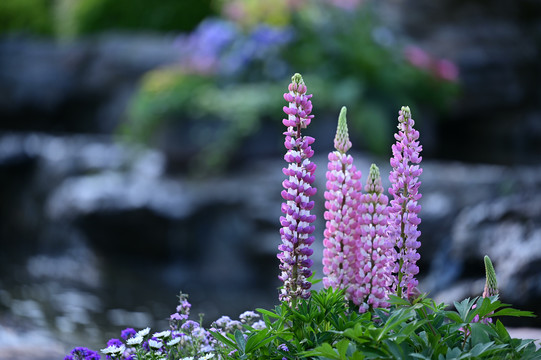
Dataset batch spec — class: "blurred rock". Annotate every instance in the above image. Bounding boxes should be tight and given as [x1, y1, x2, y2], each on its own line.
[0, 34, 179, 133]
[394, 0, 541, 165]
[451, 192, 541, 313]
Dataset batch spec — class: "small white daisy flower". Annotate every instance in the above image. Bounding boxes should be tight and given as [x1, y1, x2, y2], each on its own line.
[200, 353, 215, 360]
[126, 335, 144, 346]
[100, 344, 126, 355]
[137, 327, 151, 337]
[148, 339, 163, 349]
[153, 330, 171, 338]
[167, 337, 181, 346]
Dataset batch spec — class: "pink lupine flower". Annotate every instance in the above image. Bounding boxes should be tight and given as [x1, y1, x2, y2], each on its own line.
[388, 106, 422, 298]
[322, 107, 363, 301]
[278, 73, 317, 304]
[354, 163, 392, 312]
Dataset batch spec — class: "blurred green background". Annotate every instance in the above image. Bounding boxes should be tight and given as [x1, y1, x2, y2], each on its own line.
[0, 0, 458, 174]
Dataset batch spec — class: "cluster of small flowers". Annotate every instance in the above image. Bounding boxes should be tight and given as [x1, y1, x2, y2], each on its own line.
[170, 292, 192, 327]
[66, 293, 218, 360]
[64, 347, 101, 360]
[97, 325, 214, 360]
[212, 310, 266, 335]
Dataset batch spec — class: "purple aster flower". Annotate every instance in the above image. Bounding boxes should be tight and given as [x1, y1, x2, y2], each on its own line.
[354, 164, 392, 312]
[278, 73, 317, 305]
[66, 347, 101, 360]
[106, 338, 123, 347]
[121, 328, 136, 340]
[322, 107, 363, 301]
[388, 106, 422, 297]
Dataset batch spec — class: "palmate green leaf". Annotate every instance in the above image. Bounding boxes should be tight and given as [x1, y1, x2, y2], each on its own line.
[244, 328, 275, 354]
[209, 330, 236, 349]
[384, 339, 412, 359]
[301, 342, 342, 360]
[494, 320, 511, 342]
[410, 354, 431, 360]
[444, 311, 463, 324]
[394, 319, 429, 344]
[388, 294, 412, 307]
[256, 308, 281, 319]
[453, 297, 477, 322]
[336, 339, 351, 359]
[491, 307, 536, 318]
[378, 306, 422, 341]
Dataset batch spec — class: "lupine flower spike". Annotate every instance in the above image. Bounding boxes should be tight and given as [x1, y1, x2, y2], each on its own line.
[483, 255, 498, 298]
[388, 106, 423, 298]
[470, 255, 499, 326]
[322, 106, 363, 302]
[355, 164, 392, 312]
[278, 73, 317, 305]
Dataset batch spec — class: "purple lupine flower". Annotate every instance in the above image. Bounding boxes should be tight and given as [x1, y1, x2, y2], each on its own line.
[322, 107, 363, 301]
[355, 164, 392, 312]
[278, 73, 317, 304]
[388, 106, 422, 297]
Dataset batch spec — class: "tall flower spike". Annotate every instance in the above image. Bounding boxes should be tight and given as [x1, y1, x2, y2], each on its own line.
[388, 106, 423, 298]
[278, 73, 317, 305]
[354, 164, 392, 312]
[483, 255, 498, 298]
[322, 107, 363, 302]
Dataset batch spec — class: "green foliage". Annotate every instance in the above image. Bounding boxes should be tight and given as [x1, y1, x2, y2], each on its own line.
[210, 287, 540, 359]
[71, 0, 214, 35]
[123, 1, 459, 174]
[121, 68, 286, 174]
[0, 0, 54, 35]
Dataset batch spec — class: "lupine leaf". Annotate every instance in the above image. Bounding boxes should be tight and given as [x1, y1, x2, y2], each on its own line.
[244, 328, 274, 353]
[256, 308, 280, 319]
[492, 308, 536, 318]
[209, 330, 236, 348]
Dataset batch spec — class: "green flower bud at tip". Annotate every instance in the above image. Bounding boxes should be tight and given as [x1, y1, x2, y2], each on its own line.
[334, 106, 352, 153]
[292, 73, 303, 84]
[483, 255, 499, 297]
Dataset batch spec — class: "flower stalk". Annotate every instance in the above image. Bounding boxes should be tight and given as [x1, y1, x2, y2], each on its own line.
[278, 73, 317, 305]
[388, 106, 423, 298]
[356, 163, 392, 312]
[322, 107, 363, 302]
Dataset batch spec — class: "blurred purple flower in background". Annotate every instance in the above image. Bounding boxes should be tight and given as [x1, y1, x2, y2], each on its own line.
[174, 18, 294, 78]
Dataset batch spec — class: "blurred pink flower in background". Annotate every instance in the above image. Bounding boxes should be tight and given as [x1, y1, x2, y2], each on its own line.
[434, 59, 459, 82]
[404, 45, 459, 82]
